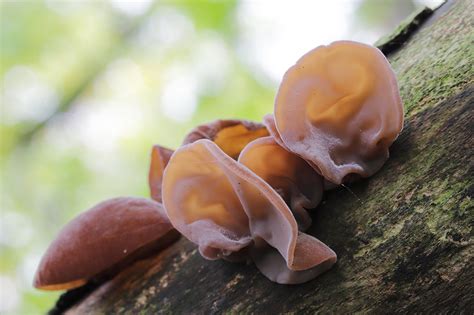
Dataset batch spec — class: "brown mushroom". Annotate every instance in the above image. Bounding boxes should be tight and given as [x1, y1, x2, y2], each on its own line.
[274, 40, 403, 184]
[263, 114, 338, 191]
[238, 136, 323, 230]
[149, 145, 174, 203]
[183, 119, 269, 159]
[162, 139, 336, 284]
[34, 197, 180, 291]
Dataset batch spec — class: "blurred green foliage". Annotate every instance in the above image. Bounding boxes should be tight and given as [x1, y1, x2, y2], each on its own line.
[0, 0, 433, 313]
[0, 1, 271, 313]
[355, 0, 416, 28]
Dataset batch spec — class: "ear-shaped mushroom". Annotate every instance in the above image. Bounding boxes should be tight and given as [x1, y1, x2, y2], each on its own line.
[263, 114, 338, 191]
[149, 145, 174, 203]
[238, 136, 323, 230]
[34, 197, 179, 291]
[183, 119, 269, 159]
[274, 40, 403, 184]
[162, 139, 336, 284]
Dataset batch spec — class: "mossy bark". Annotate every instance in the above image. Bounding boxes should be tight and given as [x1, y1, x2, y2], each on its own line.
[58, 0, 473, 313]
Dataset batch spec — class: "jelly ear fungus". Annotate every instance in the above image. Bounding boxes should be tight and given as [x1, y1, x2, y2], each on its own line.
[162, 140, 336, 284]
[238, 136, 324, 230]
[34, 197, 179, 291]
[149, 145, 174, 203]
[274, 41, 403, 184]
[182, 119, 269, 159]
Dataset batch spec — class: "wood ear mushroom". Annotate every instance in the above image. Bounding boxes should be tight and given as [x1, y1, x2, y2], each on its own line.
[36, 40, 403, 290]
[273, 41, 403, 184]
[183, 119, 269, 159]
[239, 136, 323, 230]
[149, 145, 174, 203]
[162, 140, 337, 284]
[34, 197, 179, 291]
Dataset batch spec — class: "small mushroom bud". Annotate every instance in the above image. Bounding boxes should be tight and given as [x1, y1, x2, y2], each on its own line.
[274, 40, 404, 184]
[239, 136, 323, 230]
[162, 139, 336, 284]
[149, 145, 174, 203]
[34, 197, 179, 291]
[183, 119, 269, 159]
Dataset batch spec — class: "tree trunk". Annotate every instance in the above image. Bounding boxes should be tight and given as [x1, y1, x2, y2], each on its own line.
[54, 0, 474, 313]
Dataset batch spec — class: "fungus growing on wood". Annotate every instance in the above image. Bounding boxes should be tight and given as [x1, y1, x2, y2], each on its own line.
[34, 197, 179, 291]
[183, 119, 269, 159]
[263, 114, 338, 191]
[35, 39, 404, 291]
[162, 139, 336, 284]
[239, 136, 323, 230]
[149, 145, 174, 203]
[274, 40, 403, 184]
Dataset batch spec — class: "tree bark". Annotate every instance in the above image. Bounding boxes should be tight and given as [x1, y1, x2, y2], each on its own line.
[55, 0, 474, 313]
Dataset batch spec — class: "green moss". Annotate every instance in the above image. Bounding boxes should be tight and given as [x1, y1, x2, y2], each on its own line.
[458, 196, 473, 214]
[388, 0, 473, 116]
[375, 6, 433, 52]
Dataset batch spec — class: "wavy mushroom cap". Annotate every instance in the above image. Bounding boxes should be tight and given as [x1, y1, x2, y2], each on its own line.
[149, 145, 174, 203]
[34, 197, 179, 291]
[239, 136, 323, 230]
[162, 139, 336, 284]
[263, 114, 338, 191]
[274, 40, 403, 184]
[183, 119, 269, 159]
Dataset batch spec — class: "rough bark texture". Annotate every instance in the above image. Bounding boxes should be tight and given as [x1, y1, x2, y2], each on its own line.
[58, 0, 473, 313]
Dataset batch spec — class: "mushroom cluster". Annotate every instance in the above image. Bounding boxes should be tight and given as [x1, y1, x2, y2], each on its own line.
[34, 40, 403, 289]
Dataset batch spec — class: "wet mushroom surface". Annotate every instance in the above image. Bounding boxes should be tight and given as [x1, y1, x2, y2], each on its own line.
[183, 119, 269, 159]
[274, 40, 403, 184]
[239, 136, 324, 230]
[162, 139, 337, 284]
[149, 145, 174, 203]
[34, 197, 179, 291]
